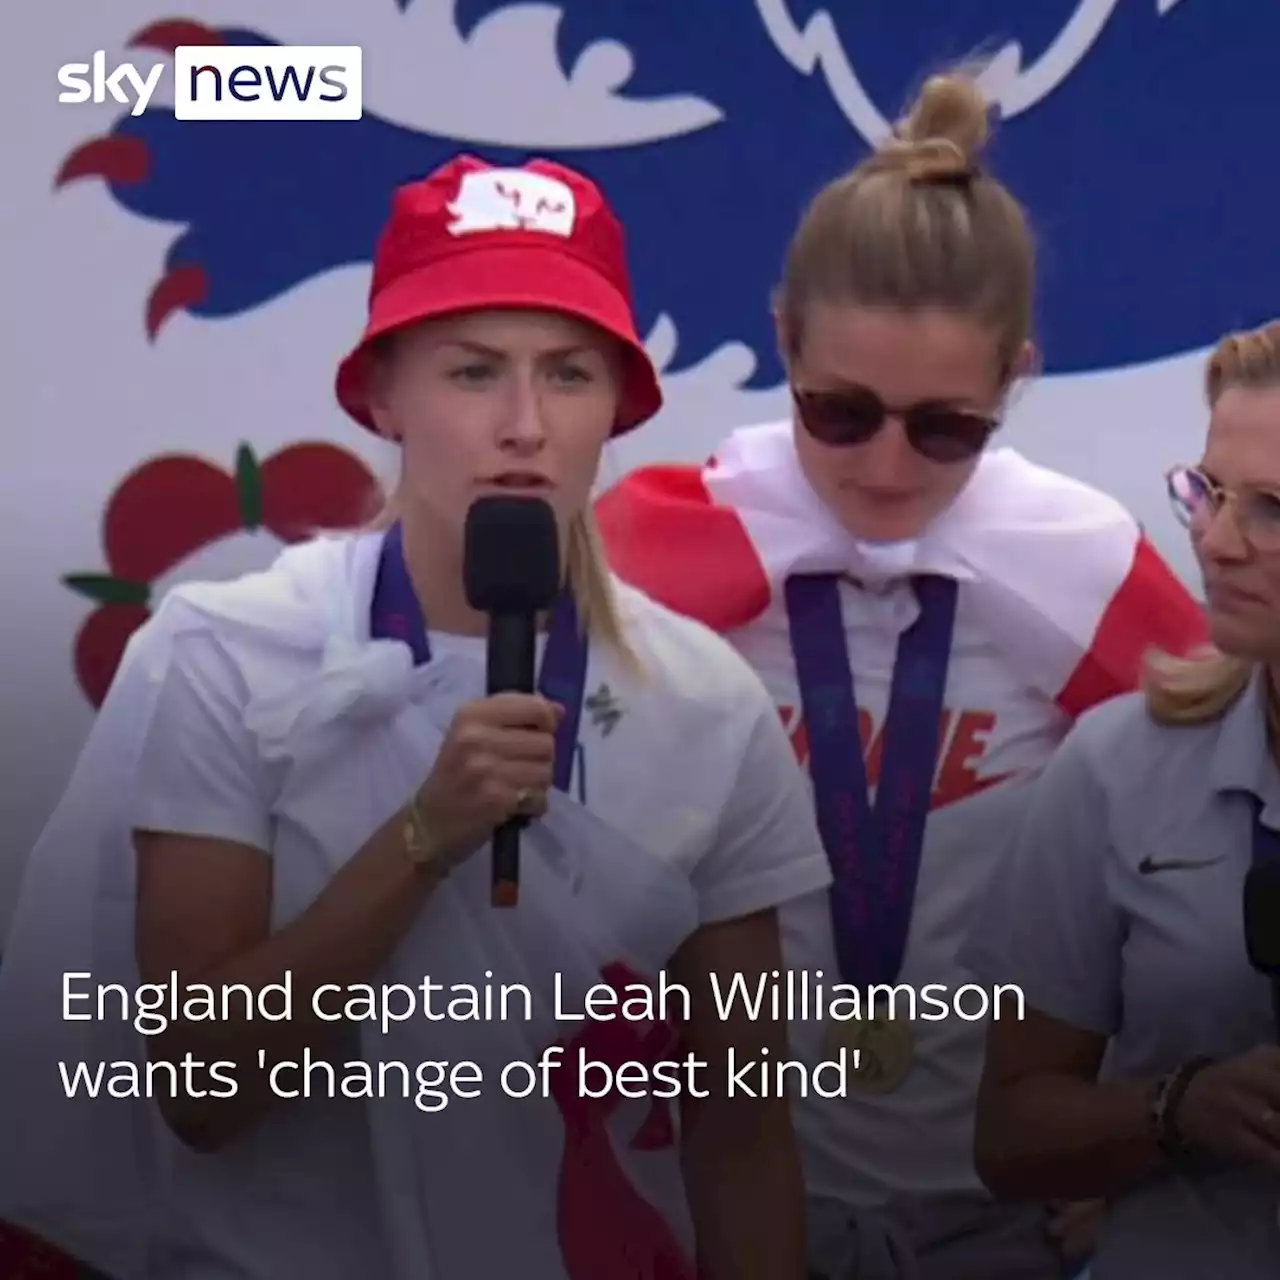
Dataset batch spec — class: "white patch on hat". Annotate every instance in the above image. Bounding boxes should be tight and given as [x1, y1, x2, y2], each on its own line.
[446, 169, 577, 237]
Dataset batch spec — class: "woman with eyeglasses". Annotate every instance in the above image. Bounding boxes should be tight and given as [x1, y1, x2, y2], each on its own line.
[965, 320, 1280, 1277]
[596, 68, 1206, 1278]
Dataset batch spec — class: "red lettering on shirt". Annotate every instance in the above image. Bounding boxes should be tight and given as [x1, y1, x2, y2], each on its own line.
[551, 962, 693, 1279]
[777, 704, 1013, 810]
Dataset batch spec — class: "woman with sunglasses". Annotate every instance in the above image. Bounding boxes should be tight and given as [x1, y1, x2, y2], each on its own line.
[597, 69, 1205, 1278]
[966, 320, 1280, 1277]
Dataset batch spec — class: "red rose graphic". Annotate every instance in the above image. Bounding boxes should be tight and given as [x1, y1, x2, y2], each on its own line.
[64, 442, 383, 706]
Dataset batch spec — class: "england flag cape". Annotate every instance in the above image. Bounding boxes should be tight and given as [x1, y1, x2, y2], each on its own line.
[596, 419, 1205, 719]
[595, 419, 1206, 1201]
[0, 533, 701, 1279]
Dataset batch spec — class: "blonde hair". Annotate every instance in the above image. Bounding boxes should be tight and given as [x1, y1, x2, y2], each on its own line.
[1143, 319, 1280, 725]
[776, 68, 1035, 380]
[366, 488, 635, 661]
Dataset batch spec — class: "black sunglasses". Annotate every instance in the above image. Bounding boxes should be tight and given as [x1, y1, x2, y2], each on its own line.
[793, 385, 998, 463]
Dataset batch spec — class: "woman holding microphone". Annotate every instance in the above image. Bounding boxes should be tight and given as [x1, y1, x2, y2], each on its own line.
[597, 69, 1205, 1277]
[0, 155, 832, 1280]
[969, 319, 1280, 1276]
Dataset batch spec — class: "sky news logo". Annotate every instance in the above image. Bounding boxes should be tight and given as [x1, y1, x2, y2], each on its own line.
[57, 46, 362, 120]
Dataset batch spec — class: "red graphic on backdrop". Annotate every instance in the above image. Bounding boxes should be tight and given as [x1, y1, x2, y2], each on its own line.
[53, 19, 224, 339]
[63, 441, 382, 706]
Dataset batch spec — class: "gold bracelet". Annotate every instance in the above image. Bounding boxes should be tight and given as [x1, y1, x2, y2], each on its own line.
[401, 795, 448, 874]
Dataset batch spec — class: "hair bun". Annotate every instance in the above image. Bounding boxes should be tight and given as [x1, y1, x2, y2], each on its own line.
[873, 71, 991, 183]
[868, 136, 973, 184]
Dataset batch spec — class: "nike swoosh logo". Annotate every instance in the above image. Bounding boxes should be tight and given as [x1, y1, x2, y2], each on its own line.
[1138, 854, 1224, 874]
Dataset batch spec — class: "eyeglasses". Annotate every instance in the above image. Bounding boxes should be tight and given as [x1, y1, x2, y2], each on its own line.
[1166, 464, 1280, 550]
[792, 384, 998, 463]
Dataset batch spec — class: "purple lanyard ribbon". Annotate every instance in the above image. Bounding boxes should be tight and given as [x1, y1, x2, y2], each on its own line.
[369, 522, 587, 794]
[784, 573, 958, 986]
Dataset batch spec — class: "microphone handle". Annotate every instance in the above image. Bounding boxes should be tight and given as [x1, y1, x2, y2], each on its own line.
[487, 611, 537, 908]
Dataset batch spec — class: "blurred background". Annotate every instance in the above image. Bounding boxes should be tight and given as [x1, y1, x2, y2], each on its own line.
[3, 0, 1274, 935]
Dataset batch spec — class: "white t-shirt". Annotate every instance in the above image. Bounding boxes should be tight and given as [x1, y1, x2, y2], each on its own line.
[119, 529, 833, 1276]
[133, 550, 830, 923]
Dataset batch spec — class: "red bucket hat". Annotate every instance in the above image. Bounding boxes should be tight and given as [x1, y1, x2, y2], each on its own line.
[335, 154, 663, 435]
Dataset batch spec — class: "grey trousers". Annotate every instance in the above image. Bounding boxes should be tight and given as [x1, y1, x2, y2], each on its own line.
[807, 1192, 1075, 1280]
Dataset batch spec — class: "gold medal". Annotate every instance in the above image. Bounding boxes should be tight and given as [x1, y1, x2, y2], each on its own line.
[824, 1013, 914, 1094]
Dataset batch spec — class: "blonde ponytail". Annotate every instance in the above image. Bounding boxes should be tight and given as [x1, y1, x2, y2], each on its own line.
[565, 508, 633, 658]
[1142, 646, 1252, 726]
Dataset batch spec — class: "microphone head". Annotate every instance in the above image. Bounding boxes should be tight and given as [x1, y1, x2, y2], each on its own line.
[464, 495, 561, 614]
[1244, 861, 1280, 975]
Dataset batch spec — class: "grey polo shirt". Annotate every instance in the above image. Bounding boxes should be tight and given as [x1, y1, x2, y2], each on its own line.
[965, 670, 1280, 1278]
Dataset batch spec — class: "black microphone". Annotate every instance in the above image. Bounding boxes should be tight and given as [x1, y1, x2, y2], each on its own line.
[1243, 861, 1280, 1040]
[463, 495, 561, 908]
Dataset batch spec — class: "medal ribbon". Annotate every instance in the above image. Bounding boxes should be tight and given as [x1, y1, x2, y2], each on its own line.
[784, 573, 958, 986]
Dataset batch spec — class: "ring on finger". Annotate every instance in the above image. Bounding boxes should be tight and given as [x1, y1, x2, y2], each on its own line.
[513, 786, 542, 816]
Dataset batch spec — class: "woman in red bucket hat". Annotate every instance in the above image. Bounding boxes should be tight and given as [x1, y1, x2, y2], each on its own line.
[0, 154, 831, 1280]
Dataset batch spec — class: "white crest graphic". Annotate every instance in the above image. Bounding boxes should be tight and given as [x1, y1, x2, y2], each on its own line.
[447, 168, 577, 237]
[756, 0, 1191, 142]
